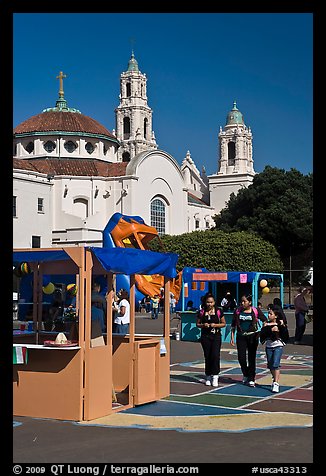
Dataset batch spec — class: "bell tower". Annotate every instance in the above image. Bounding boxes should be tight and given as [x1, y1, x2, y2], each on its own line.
[115, 52, 157, 162]
[218, 101, 254, 174]
[208, 101, 255, 214]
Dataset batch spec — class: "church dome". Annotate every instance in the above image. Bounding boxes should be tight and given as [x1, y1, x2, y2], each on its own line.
[14, 109, 117, 141]
[14, 72, 118, 142]
[226, 101, 244, 126]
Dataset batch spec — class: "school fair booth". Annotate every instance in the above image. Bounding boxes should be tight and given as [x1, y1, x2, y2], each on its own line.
[178, 269, 284, 342]
[13, 246, 178, 422]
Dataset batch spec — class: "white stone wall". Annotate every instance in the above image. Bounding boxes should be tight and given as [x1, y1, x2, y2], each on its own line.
[13, 172, 53, 248]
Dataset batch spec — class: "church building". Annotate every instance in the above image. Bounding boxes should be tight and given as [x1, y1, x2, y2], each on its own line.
[13, 53, 256, 248]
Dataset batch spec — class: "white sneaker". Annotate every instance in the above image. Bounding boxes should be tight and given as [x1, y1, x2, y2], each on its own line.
[272, 382, 280, 393]
[205, 376, 211, 386]
[248, 380, 256, 387]
[211, 375, 219, 387]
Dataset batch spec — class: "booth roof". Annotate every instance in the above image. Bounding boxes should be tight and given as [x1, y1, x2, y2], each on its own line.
[13, 247, 179, 278]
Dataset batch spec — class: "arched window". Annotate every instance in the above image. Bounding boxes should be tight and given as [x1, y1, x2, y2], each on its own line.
[144, 118, 148, 139]
[126, 82, 131, 97]
[151, 198, 166, 236]
[123, 117, 131, 140]
[73, 198, 88, 219]
[122, 151, 130, 162]
[228, 142, 236, 166]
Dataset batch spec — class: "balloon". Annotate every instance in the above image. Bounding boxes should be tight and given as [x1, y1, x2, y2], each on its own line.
[43, 282, 55, 294]
[67, 283, 77, 296]
[259, 279, 268, 288]
[20, 262, 31, 275]
[262, 286, 270, 294]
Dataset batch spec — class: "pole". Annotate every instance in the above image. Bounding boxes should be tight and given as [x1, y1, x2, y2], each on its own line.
[289, 246, 292, 305]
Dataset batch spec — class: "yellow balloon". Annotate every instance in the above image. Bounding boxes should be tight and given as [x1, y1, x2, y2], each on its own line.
[260, 279, 268, 288]
[43, 282, 55, 294]
[262, 286, 270, 294]
[67, 283, 77, 295]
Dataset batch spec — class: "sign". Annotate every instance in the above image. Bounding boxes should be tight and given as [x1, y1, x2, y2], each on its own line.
[240, 274, 247, 283]
[192, 273, 228, 281]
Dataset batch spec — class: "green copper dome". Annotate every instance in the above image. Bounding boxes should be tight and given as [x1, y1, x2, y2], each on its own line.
[226, 101, 244, 125]
[127, 52, 139, 72]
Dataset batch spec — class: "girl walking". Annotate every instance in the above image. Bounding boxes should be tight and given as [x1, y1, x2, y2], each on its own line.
[230, 294, 267, 387]
[260, 306, 289, 393]
[196, 293, 226, 387]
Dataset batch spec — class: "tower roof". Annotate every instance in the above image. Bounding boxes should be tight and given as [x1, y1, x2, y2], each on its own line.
[226, 101, 244, 126]
[127, 51, 139, 72]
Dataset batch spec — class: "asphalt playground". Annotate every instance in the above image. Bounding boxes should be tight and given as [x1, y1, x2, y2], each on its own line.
[13, 310, 314, 464]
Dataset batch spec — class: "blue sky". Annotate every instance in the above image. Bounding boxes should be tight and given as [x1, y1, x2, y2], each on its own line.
[13, 13, 313, 176]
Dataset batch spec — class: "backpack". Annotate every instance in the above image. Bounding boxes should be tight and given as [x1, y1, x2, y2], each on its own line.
[234, 306, 261, 332]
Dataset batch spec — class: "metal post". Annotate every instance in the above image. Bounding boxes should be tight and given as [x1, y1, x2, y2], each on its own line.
[289, 246, 292, 305]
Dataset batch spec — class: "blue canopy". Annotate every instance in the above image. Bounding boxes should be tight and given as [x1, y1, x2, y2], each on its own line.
[13, 247, 179, 278]
[89, 247, 178, 278]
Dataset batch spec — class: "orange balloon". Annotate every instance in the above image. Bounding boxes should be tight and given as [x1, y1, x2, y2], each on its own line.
[260, 279, 268, 288]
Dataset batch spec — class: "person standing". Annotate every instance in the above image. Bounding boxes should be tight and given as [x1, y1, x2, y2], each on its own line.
[196, 293, 226, 387]
[260, 306, 289, 393]
[221, 291, 237, 312]
[230, 294, 267, 387]
[150, 294, 160, 319]
[293, 286, 310, 344]
[113, 289, 130, 334]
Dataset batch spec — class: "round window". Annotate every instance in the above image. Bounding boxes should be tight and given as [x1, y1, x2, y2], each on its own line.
[64, 141, 77, 153]
[85, 142, 94, 154]
[44, 140, 56, 153]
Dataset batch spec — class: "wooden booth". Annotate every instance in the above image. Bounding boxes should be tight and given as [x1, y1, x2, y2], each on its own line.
[13, 246, 178, 421]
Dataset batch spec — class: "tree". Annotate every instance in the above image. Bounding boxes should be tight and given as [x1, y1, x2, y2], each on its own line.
[150, 229, 283, 273]
[212, 166, 313, 276]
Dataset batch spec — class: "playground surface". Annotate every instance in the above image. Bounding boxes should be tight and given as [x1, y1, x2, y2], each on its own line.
[13, 311, 314, 464]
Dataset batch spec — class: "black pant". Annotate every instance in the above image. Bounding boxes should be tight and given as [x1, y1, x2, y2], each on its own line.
[236, 333, 259, 381]
[200, 332, 222, 376]
[294, 311, 306, 342]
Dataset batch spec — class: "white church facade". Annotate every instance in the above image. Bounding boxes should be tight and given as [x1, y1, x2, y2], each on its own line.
[13, 53, 255, 249]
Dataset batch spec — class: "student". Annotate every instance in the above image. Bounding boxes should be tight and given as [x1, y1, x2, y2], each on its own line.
[196, 293, 226, 387]
[186, 300, 196, 311]
[293, 287, 310, 344]
[230, 294, 267, 387]
[113, 289, 130, 334]
[272, 297, 287, 325]
[221, 291, 237, 311]
[150, 294, 160, 319]
[260, 306, 289, 393]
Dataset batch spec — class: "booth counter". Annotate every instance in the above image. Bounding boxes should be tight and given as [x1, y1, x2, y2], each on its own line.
[13, 246, 178, 422]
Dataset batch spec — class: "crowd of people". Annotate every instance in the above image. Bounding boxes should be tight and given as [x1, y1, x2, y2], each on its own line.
[47, 279, 311, 393]
[194, 288, 311, 393]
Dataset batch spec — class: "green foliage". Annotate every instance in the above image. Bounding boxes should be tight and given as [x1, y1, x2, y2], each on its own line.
[213, 166, 313, 266]
[150, 229, 283, 273]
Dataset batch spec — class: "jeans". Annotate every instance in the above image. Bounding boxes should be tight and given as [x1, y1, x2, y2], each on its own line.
[113, 323, 129, 334]
[266, 345, 283, 370]
[151, 307, 159, 319]
[294, 311, 306, 342]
